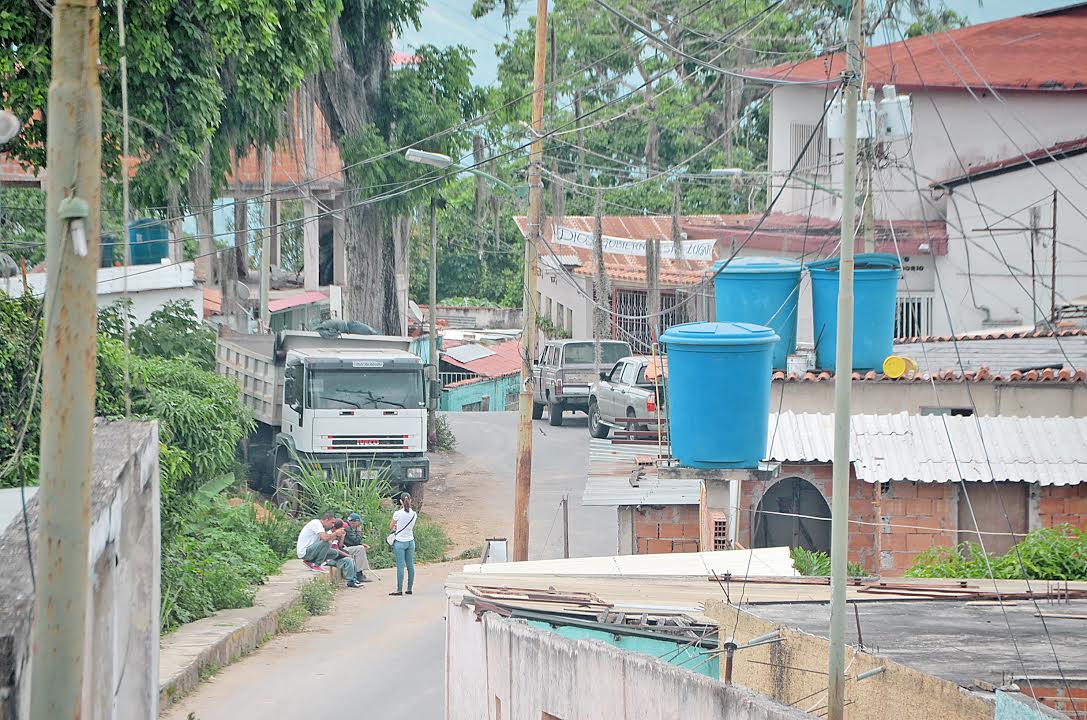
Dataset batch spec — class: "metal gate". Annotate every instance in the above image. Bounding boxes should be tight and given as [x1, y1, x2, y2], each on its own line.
[613, 288, 686, 353]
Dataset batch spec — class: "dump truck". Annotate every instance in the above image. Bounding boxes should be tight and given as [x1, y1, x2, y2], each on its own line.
[216, 330, 432, 506]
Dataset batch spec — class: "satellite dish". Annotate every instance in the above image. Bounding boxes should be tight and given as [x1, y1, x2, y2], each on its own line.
[235, 281, 251, 302]
[409, 300, 423, 323]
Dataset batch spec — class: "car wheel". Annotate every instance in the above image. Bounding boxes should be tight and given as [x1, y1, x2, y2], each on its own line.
[548, 401, 564, 426]
[532, 401, 544, 420]
[589, 401, 610, 439]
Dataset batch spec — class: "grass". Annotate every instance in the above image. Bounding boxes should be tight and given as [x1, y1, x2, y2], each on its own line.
[791, 547, 867, 577]
[300, 576, 336, 615]
[366, 517, 451, 569]
[277, 603, 309, 633]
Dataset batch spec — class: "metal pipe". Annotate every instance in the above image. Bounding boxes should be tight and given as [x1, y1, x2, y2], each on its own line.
[723, 641, 738, 683]
[513, 0, 548, 562]
[828, 1, 864, 719]
[29, 0, 101, 716]
[855, 666, 886, 682]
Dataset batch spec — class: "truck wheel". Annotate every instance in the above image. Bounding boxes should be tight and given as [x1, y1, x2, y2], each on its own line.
[274, 460, 301, 514]
[402, 483, 425, 510]
[548, 401, 564, 427]
[532, 401, 544, 420]
[589, 401, 610, 439]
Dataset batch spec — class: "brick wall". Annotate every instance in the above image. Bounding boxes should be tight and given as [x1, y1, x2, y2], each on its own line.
[877, 481, 956, 575]
[1039, 484, 1087, 531]
[1017, 683, 1087, 717]
[634, 505, 700, 554]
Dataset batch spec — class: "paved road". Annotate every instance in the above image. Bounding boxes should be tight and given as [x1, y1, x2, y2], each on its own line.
[162, 411, 610, 718]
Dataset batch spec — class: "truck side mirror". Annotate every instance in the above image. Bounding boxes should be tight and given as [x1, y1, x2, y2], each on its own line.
[599, 371, 608, 380]
[428, 378, 441, 411]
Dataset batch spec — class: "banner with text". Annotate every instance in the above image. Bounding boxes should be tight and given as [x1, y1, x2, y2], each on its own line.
[551, 225, 716, 260]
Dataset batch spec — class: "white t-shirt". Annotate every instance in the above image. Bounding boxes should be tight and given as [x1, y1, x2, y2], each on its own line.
[296, 519, 325, 558]
[392, 509, 417, 542]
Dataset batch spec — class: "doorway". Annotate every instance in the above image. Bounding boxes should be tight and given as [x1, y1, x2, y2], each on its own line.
[753, 477, 832, 553]
[957, 482, 1029, 557]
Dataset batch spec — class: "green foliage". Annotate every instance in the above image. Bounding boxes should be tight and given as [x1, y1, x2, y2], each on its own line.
[536, 313, 570, 340]
[366, 516, 450, 570]
[0, 293, 43, 488]
[290, 456, 394, 522]
[99, 299, 216, 370]
[277, 603, 308, 632]
[435, 413, 458, 452]
[439, 297, 501, 308]
[160, 497, 299, 632]
[299, 576, 336, 615]
[907, 526, 1087, 581]
[791, 547, 866, 577]
[0, 187, 46, 267]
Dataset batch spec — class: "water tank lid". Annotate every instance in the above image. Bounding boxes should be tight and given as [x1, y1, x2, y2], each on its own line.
[713, 256, 802, 275]
[808, 252, 901, 272]
[661, 321, 779, 347]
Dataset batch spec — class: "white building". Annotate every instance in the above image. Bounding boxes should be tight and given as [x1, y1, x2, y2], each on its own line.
[752, 3, 1087, 337]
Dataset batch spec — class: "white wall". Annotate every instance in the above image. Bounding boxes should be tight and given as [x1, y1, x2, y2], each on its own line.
[537, 264, 595, 341]
[941, 153, 1087, 333]
[445, 599, 811, 720]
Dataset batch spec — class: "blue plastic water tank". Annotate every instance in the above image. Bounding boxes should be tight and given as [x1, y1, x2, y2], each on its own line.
[808, 253, 901, 371]
[661, 322, 778, 469]
[100, 233, 119, 268]
[713, 256, 801, 369]
[127, 218, 170, 266]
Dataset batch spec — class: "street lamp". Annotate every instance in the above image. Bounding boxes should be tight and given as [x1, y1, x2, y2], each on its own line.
[405, 147, 522, 196]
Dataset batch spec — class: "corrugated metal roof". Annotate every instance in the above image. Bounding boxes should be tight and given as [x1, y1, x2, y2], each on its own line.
[444, 343, 495, 364]
[892, 335, 1087, 375]
[772, 368, 1087, 384]
[768, 412, 1087, 486]
[441, 339, 523, 378]
[583, 474, 701, 506]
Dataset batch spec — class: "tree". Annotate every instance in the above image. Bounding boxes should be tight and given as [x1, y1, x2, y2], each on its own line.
[315, 2, 485, 332]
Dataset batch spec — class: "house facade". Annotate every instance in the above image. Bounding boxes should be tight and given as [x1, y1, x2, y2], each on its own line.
[753, 4, 1087, 337]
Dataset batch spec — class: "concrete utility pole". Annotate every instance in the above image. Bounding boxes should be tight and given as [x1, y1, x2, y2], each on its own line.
[260, 145, 272, 330]
[29, 0, 101, 716]
[513, 0, 548, 562]
[1050, 190, 1058, 324]
[828, 0, 863, 718]
[428, 197, 439, 449]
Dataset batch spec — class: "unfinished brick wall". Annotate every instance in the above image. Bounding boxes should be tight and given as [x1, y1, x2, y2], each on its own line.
[634, 505, 700, 554]
[1039, 484, 1087, 531]
[878, 481, 956, 575]
[1017, 682, 1087, 718]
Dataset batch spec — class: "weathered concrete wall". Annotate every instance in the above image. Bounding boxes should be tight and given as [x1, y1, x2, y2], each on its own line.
[446, 599, 812, 720]
[0, 420, 160, 720]
[424, 305, 524, 330]
[704, 601, 994, 720]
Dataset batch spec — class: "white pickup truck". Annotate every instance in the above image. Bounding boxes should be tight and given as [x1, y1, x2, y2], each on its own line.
[216, 330, 432, 506]
[588, 356, 667, 439]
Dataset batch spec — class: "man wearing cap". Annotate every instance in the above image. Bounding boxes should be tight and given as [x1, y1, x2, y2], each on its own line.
[342, 512, 374, 582]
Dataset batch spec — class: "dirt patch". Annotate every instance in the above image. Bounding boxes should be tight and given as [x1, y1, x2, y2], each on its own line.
[424, 450, 509, 558]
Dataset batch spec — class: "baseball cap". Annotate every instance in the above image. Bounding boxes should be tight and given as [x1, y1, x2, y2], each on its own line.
[347, 512, 362, 522]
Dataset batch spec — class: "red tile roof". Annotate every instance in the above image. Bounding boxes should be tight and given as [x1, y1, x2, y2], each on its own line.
[932, 135, 1087, 188]
[895, 327, 1087, 344]
[440, 339, 523, 378]
[773, 368, 1087, 384]
[748, 5, 1087, 93]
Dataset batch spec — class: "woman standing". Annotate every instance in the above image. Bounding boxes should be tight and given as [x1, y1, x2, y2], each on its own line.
[388, 492, 417, 596]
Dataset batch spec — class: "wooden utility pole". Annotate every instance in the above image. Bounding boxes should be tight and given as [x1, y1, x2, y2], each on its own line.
[514, 0, 548, 562]
[828, 1, 863, 718]
[428, 197, 439, 450]
[260, 145, 272, 330]
[29, 0, 101, 716]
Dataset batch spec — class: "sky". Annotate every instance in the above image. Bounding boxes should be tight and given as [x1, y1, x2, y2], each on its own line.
[395, 0, 1072, 86]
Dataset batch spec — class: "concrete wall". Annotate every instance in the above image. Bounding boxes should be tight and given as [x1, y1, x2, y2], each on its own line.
[445, 599, 812, 720]
[0, 420, 160, 720]
[441, 374, 521, 412]
[704, 600, 994, 720]
[426, 305, 524, 330]
[773, 379, 1087, 418]
[537, 265, 594, 340]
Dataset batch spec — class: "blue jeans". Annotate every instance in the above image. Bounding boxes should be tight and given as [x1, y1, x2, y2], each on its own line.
[393, 540, 416, 592]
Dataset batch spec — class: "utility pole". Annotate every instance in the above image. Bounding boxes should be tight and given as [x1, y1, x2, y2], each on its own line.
[428, 197, 439, 450]
[561, 494, 570, 559]
[1051, 190, 1058, 324]
[828, 0, 863, 718]
[260, 145, 272, 331]
[514, 0, 548, 562]
[29, 0, 101, 716]
[1029, 206, 1040, 325]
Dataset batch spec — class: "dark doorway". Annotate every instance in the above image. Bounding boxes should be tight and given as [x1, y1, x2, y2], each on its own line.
[957, 482, 1029, 557]
[753, 477, 832, 553]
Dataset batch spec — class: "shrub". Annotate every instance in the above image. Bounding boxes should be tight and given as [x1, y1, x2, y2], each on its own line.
[300, 577, 335, 615]
[366, 516, 450, 569]
[435, 413, 457, 452]
[907, 525, 1087, 581]
[290, 456, 392, 522]
[277, 603, 308, 633]
[791, 547, 866, 577]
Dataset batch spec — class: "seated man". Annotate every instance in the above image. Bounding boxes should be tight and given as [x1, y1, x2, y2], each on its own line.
[295, 511, 362, 588]
[342, 512, 373, 582]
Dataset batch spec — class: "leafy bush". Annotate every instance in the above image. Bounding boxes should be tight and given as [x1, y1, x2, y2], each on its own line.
[907, 526, 1087, 581]
[99, 298, 215, 370]
[0, 294, 43, 488]
[299, 577, 336, 615]
[435, 413, 457, 452]
[791, 547, 866, 577]
[277, 603, 308, 633]
[290, 457, 393, 522]
[366, 517, 450, 570]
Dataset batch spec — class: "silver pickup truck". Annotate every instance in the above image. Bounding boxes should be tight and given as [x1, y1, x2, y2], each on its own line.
[588, 356, 667, 439]
[533, 339, 632, 426]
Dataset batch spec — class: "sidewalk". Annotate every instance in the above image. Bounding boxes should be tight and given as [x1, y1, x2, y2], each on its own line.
[158, 560, 312, 709]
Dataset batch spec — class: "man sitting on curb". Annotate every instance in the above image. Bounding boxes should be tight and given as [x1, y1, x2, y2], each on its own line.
[342, 512, 374, 582]
[296, 511, 362, 588]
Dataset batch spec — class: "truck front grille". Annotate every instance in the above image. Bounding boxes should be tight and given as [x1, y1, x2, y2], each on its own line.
[325, 434, 411, 450]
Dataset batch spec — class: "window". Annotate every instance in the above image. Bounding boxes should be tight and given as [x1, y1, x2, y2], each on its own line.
[713, 514, 729, 551]
[567, 307, 574, 334]
[306, 369, 424, 410]
[613, 289, 686, 353]
[284, 361, 303, 413]
[462, 400, 483, 412]
[557, 302, 566, 331]
[895, 295, 933, 339]
[545, 297, 552, 322]
[506, 390, 519, 409]
[563, 341, 631, 365]
[620, 362, 639, 386]
[921, 406, 974, 417]
[790, 122, 828, 176]
[608, 361, 625, 382]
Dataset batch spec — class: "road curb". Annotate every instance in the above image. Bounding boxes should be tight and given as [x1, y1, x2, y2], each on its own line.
[158, 560, 314, 709]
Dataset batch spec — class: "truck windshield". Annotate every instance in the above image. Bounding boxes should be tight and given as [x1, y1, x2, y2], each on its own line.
[562, 342, 631, 365]
[306, 369, 424, 410]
